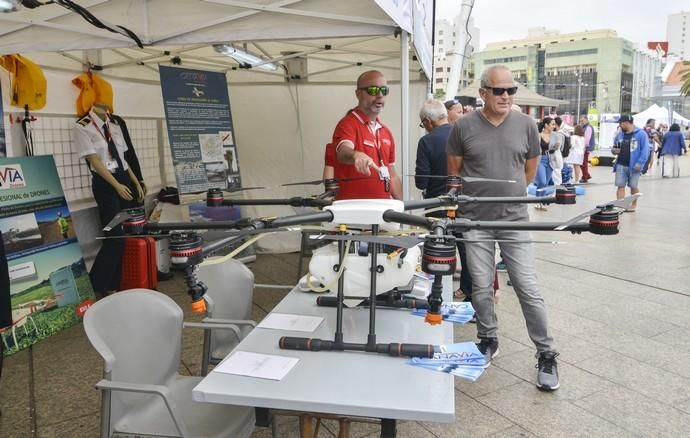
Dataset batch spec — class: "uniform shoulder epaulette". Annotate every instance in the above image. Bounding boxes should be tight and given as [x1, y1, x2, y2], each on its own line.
[76, 115, 91, 127]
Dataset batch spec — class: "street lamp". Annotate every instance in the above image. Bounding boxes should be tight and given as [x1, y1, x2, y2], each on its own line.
[575, 70, 582, 122]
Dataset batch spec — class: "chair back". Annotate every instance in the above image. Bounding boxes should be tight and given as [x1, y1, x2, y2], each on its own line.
[84, 289, 183, 434]
[199, 258, 254, 358]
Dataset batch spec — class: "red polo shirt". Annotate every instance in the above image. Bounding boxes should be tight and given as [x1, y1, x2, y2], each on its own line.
[331, 107, 396, 200]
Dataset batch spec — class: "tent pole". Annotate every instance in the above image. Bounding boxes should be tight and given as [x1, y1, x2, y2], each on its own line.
[401, 30, 410, 201]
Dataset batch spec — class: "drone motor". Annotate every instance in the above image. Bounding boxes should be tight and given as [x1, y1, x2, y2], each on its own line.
[588, 210, 620, 235]
[121, 207, 147, 235]
[169, 233, 204, 269]
[554, 186, 577, 205]
[421, 239, 457, 276]
[206, 188, 224, 207]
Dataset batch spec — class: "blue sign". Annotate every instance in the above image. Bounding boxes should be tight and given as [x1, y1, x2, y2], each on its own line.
[159, 66, 242, 194]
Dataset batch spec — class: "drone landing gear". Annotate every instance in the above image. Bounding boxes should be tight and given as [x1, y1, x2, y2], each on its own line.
[315, 287, 430, 310]
[280, 225, 437, 359]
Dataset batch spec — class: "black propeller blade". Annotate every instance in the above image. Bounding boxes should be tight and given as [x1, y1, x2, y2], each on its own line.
[407, 174, 516, 183]
[554, 194, 640, 231]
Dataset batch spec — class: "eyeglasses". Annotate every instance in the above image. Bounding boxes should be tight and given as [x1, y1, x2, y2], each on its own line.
[418, 119, 428, 128]
[358, 85, 390, 96]
[483, 86, 518, 96]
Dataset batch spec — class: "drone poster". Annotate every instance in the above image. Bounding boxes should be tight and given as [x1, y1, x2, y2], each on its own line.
[159, 66, 243, 194]
[0, 156, 95, 356]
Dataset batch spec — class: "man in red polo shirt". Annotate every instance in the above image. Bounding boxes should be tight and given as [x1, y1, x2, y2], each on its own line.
[331, 70, 402, 200]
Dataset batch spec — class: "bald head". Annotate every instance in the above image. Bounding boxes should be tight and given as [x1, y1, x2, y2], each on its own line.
[357, 70, 384, 88]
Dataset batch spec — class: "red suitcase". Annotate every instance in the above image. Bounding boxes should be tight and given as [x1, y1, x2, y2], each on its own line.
[120, 237, 158, 290]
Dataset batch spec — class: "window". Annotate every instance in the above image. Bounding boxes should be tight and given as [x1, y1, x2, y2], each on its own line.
[447, 67, 451, 72]
[436, 67, 444, 73]
[484, 55, 527, 65]
[439, 30, 444, 36]
[545, 48, 598, 58]
[436, 78, 444, 83]
[439, 39, 443, 44]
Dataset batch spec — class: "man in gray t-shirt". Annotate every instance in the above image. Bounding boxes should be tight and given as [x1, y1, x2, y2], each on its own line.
[446, 108, 540, 221]
[447, 65, 560, 392]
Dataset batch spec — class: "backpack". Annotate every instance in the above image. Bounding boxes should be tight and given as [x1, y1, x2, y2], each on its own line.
[561, 134, 572, 158]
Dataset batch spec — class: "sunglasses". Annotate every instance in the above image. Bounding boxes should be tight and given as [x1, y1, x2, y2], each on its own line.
[358, 85, 390, 96]
[483, 86, 518, 96]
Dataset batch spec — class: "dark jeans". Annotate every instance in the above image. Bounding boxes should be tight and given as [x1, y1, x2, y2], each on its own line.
[89, 171, 135, 294]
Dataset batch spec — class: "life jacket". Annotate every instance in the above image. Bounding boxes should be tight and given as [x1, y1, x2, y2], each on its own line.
[72, 71, 114, 116]
[0, 54, 47, 110]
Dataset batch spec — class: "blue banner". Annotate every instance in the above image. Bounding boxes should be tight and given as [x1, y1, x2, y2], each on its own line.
[159, 66, 242, 194]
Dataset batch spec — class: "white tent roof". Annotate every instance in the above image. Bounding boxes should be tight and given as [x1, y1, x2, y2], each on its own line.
[457, 81, 569, 107]
[0, 0, 432, 82]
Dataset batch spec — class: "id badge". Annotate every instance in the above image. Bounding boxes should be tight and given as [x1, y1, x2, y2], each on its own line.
[378, 165, 390, 180]
[631, 139, 638, 151]
[105, 160, 119, 172]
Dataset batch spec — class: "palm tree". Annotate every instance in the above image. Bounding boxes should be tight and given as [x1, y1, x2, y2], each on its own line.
[681, 61, 690, 96]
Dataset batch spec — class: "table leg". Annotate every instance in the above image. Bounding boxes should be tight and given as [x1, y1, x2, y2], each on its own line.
[296, 231, 307, 283]
[338, 417, 351, 438]
[299, 413, 315, 438]
[380, 418, 397, 438]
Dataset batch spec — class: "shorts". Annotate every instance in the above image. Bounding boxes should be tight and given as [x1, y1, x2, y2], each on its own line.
[615, 165, 640, 188]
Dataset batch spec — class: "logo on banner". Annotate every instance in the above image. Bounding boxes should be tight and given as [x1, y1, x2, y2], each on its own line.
[0, 164, 26, 189]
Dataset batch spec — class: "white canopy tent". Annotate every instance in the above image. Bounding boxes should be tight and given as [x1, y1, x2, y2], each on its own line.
[632, 104, 690, 128]
[457, 81, 569, 108]
[0, 0, 435, 252]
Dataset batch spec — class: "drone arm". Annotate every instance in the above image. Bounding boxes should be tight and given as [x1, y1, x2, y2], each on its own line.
[403, 197, 451, 211]
[382, 210, 433, 229]
[270, 210, 334, 227]
[449, 220, 590, 233]
[143, 219, 248, 231]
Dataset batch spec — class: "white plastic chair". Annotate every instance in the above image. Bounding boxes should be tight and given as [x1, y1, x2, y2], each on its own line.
[198, 258, 257, 376]
[84, 288, 255, 438]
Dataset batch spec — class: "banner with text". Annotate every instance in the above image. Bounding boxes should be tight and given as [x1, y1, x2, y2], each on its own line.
[0, 156, 95, 356]
[159, 66, 242, 194]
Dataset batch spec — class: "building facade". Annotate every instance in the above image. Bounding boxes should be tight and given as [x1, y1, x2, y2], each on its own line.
[432, 16, 480, 97]
[631, 49, 664, 113]
[474, 28, 638, 117]
[667, 11, 689, 60]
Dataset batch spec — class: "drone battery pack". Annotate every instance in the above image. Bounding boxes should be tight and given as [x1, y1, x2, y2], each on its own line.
[120, 237, 158, 291]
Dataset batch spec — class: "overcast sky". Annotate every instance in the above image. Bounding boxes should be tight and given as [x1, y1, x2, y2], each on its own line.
[435, 0, 683, 51]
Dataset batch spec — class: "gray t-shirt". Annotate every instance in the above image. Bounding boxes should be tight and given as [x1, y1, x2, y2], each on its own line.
[446, 110, 540, 221]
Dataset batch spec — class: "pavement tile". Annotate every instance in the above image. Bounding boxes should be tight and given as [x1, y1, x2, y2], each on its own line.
[676, 398, 690, 415]
[650, 326, 690, 352]
[320, 417, 381, 438]
[574, 304, 678, 338]
[487, 425, 538, 437]
[546, 307, 608, 337]
[546, 329, 609, 365]
[492, 349, 614, 401]
[576, 351, 690, 405]
[421, 389, 514, 437]
[455, 364, 522, 398]
[36, 412, 100, 438]
[477, 382, 631, 437]
[0, 349, 31, 438]
[32, 330, 102, 427]
[573, 385, 690, 437]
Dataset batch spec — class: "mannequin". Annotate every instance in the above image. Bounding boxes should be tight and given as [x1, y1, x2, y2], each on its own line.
[74, 102, 144, 296]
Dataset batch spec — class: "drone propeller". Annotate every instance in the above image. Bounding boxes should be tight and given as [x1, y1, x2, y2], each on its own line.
[165, 186, 267, 199]
[281, 176, 375, 187]
[554, 194, 641, 231]
[407, 174, 517, 184]
[311, 233, 565, 248]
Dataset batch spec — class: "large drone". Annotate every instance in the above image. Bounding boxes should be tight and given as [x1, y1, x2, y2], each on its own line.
[107, 177, 637, 358]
